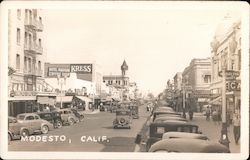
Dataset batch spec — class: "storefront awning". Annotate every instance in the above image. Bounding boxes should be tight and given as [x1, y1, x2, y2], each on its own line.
[56, 96, 73, 103]
[76, 96, 92, 103]
[209, 96, 221, 105]
[8, 96, 36, 101]
[37, 96, 55, 105]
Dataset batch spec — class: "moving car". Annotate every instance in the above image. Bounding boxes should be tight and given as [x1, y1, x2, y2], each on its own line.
[131, 105, 139, 119]
[10, 113, 54, 137]
[113, 109, 132, 129]
[36, 111, 63, 129]
[148, 138, 230, 153]
[136, 120, 201, 151]
[59, 108, 79, 125]
[162, 132, 208, 140]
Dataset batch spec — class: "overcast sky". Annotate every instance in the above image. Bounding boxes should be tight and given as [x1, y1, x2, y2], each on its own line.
[43, 8, 240, 96]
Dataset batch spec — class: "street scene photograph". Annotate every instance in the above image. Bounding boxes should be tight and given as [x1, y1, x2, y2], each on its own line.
[3, 2, 248, 158]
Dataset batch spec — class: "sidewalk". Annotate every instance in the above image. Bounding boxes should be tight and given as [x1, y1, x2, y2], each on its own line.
[191, 113, 240, 153]
[83, 109, 100, 114]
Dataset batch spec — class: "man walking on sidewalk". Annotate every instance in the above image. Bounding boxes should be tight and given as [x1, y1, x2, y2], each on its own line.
[232, 111, 240, 144]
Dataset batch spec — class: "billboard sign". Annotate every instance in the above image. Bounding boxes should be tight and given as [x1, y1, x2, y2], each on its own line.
[70, 64, 92, 74]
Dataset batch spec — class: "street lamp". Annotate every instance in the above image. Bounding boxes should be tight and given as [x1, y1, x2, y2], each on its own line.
[57, 75, 67, 109]
[91, 84, 95, 110]
[219, 58, 230, 148]
[182, 75, 188, 119]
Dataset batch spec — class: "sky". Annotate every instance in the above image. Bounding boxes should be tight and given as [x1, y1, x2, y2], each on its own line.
[43, 8, 240, 96]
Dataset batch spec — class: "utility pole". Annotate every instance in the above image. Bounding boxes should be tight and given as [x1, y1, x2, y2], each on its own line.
[219, 60, 230, 148]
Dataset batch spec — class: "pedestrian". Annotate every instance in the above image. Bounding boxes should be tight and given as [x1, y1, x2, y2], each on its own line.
[212, 109, 218, 125]
[232, 112, 240, 144]
[188, 109, 193, 121]
[205, 106, 211, 121]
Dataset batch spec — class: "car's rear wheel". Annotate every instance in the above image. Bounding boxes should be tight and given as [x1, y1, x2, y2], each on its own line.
[56, 120, 63, 128]
[68, 118, 74, 125]
[41, 125, 49, 134]
[20, 129, 29, 137]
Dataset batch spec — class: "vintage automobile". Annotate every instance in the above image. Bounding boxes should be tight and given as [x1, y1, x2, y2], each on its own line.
[153, 116, 188, 123]
[162, 132, 208, 140]
[36, 111, 63, 129]
[148, 138, 230, 153]
[9, 113, 54, 137]
[131, 105, 139, 119]
[152, 111, 182, 121]
[70, 108, 84, 122]
[8, 117, 21, 141]
[59, 108, 79, 125]
[113, 109, 132, 129]
[135, 120, 201, 151]
[154, 106, 174, 112]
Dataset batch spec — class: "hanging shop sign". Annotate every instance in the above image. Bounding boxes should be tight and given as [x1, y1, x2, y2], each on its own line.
[226, 80, 241, 91]
[218, 70, 240, 80]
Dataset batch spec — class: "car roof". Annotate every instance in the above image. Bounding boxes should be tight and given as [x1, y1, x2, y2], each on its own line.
[154, 117, 187, 122]
[162, 132, 208, 140]
[149, 138, 230, 153]
[17, 113, 39, 116]
[151, 120, 197, 126]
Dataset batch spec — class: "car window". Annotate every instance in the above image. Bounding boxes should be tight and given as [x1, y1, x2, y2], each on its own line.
[43, 114, 51, 118]
[35, 115, 39, 119]
[64, 111, 68, 114]
[17, 115, 25, 120]
[192, 126, 198, 133]
[25, 116, 35, 120]
[156, 127, 165, 134]
[182, 126, 191, 132]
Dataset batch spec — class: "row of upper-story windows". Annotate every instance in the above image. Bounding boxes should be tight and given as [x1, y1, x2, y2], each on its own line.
[16, 27, 42, 46]
[103, 80, 128, 85]
[17, 9, 43, 24]
[16, 54, 42, 72]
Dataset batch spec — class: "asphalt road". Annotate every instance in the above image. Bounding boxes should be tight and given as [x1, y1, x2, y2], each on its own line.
[9, 105, 150, 152]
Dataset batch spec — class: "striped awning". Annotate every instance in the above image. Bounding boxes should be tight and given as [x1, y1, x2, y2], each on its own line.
[209, 96, 221, 105]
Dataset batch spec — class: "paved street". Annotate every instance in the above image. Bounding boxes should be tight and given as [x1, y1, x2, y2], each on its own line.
[9, 105, 150, 152]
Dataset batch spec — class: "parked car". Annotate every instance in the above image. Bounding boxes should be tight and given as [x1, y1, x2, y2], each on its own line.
[154, 106, 174, 112]
[70, 108, 84, 122]
[152, 111, 181, 121]
[148, 138, 230, 153]
[58, 109, 79, 125]
[36, 111, 63, 129]
[113, 109, 132, 129]
[8, 117, 21, 141]
[9, 113, 54, 137]
[135, 120, 201, 151]
[162, 132, 208, 140]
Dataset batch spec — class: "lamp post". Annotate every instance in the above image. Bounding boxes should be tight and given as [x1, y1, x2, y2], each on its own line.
[91, 84, 95, 110]
[57, 75, 66, 109]
[219, 59, 230, 148]
[182, 75, 188, 119]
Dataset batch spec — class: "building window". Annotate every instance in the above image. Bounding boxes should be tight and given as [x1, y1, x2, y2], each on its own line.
[16, 28, 20, 44]
[16, 54, 20, 70]
[231, 60, 235, 70]
[38, 39, 42, 47]
[24, 56, 27, 71]
[17, 9, 21, 19]
[204, 75, 211, 83]
[38, 61, 41, 71]
[118, 81, 120, 85]
[238, 50, 241, 70]
[39, 17, 42, 24]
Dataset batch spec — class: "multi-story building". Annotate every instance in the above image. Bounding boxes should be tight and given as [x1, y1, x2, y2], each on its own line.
[210, 18, 241, 117]
[8, 9, 54, 116]
[182, 58, 211, 112]
[173, 72, 183, 111]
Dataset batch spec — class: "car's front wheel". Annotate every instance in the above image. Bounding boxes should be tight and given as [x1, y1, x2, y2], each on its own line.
[68, 118, 74, 125]
[56, 120, 63, 128]
[20, 129, 29, 137]
[41, 125, 49, 134]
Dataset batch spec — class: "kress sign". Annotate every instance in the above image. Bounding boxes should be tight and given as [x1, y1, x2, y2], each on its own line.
[70, 64, 92, 74]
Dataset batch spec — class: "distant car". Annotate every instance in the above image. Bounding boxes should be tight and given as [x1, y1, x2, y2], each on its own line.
[10, 113, 54, 137]
[36, 111, 63, 128]
[136, 120, 201, 151]
[148, 138, 230, 153]
[59, 109, 79, 125]
[162, 132, 208, 140]
[113, 109, 132, 129]
[70, 108, 84, 122]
